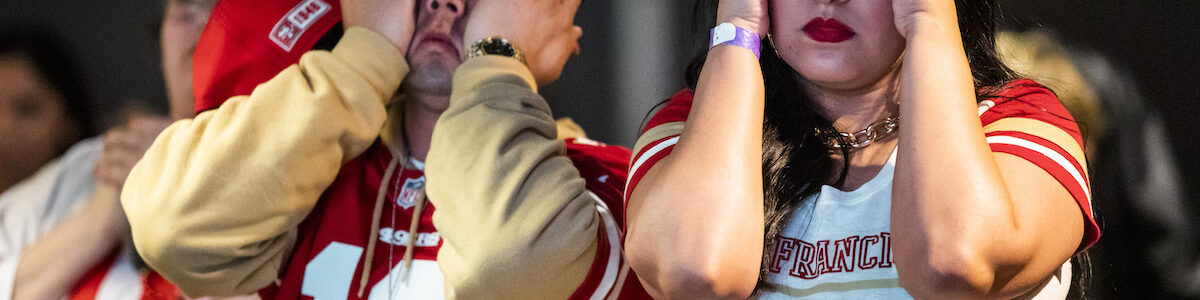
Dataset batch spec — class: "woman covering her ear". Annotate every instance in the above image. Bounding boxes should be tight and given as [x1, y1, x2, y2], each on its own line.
[622, 0, 1099, 298]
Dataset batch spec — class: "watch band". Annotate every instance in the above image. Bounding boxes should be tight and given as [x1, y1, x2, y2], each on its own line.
[710, 23, 761, 59]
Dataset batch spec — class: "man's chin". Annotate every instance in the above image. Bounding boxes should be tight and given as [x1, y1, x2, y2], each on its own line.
[405, 59, 458, 93]
[401, 75, 453, 96]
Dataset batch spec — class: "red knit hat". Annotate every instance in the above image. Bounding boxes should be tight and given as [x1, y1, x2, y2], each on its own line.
[192, 0, 343, 114]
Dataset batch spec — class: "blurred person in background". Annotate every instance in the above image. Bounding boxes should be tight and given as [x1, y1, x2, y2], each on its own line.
[0, 24, 136, 299]
[0, 26, 97, 196]
[998, 29, 1199, 299]
[1, 0, 216, 298]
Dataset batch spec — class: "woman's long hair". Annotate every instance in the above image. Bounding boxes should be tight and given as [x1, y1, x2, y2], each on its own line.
[683, 0, 1021, 289]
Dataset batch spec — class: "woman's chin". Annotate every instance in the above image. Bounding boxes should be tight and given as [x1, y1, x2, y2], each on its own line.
[798, 71, 864, 91]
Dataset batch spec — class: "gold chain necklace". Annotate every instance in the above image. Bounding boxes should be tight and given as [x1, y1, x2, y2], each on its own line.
[814, 115, 899, 151]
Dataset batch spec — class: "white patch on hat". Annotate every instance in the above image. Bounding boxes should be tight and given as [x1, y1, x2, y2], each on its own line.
[269, 0, 331, 51]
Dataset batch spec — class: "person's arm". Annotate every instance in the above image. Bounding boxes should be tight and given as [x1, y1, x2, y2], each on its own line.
[426, 56, 613, 300]
[12, 185, 125, 300]
[121, 27, 408, 297]
[13, 112, 173, 300]
[423, 0, 627, 298]
[890, 1, 1091, 298]
[623, 1, 767, 298]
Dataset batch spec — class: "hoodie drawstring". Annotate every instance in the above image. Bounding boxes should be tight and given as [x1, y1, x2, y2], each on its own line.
[357, 155, 400, 297]
[400, 188, 426, 283]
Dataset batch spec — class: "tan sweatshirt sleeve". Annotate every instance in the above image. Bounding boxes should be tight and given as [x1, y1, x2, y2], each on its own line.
[120, 27, 407, 297]
[424, 56, 600, 299]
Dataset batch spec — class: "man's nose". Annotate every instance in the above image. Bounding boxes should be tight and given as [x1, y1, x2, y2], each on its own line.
[424, 0, 465, 19]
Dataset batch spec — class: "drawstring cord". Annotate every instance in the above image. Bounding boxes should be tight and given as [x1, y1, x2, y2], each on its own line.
[400, 188, 426, 283]
[357, 155, 400, 297]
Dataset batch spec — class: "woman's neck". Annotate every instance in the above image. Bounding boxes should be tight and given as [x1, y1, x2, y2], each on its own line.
[804, 70, 903, 191]
[827, 135, 898, 191]
[805, 73, 902, 134]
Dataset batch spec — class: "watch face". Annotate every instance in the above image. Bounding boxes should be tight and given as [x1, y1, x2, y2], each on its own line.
[483, 38, 516, 57]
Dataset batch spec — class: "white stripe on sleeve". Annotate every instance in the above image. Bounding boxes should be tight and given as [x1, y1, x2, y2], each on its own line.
[624, 136, 680, 197]
[589, 191, 624, 300]
[986, 135, 1091, 200]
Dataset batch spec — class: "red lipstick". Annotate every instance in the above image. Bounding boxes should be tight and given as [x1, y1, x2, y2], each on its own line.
[802, 18, 856, 43]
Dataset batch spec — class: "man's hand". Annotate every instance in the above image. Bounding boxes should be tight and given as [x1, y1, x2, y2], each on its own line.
[342, 0, 418, 55]
[464, 0, 583, 85]
[95, 115, 172, 188]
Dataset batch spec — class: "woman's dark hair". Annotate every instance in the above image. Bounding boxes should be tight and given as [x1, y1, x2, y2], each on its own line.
[0, 24, 97, 150]
[684, 0, 1021, 290]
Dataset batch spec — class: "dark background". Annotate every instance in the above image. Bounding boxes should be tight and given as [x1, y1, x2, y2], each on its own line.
[999, 0, 1200, 215]
[2, 0, 1196, 298]
[7, 0, 1190, 198]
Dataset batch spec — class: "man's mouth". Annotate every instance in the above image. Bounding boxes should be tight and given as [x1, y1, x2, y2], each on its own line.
[415, 32, 461, 57]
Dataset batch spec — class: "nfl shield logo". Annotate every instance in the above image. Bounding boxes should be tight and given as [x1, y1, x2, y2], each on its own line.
[396, 176, 426, 210]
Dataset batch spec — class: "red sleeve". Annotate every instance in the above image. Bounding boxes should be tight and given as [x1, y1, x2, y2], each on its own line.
[641, 90, 696, 134]
[566, 139, 632, 230]
[565, 139, 653, 300]
[980, 79, 1100, 252]
[624, 90, 695, 208]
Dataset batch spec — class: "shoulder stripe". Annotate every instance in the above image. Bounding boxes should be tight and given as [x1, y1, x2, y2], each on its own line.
[604, 263, 631, 300]
[589, 192, 624, 300]
[633, 122, 685, 156]
[990, 143, 1100, 251]
[983, 117, 1088, 177]
[990, 144, 1093, 219]
[986, 135, 1091, 201]
[624, 136, 680, 197]
[988, 131, 1088, 184]
[630, 136, 679, 179]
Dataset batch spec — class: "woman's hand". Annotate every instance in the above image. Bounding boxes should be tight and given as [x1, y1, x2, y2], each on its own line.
[892, 0, 957, 39]
[464, 0, 583, 85]
[717, 0, 769, 37]
[341, 0, 417, 55]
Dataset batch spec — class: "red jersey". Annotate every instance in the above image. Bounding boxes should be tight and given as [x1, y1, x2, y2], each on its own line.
[261, 138, 649, 299]
[628, 80, 1099, 253]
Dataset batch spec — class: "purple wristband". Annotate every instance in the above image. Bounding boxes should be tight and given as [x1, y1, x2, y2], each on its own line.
[710, 23, 761, 59]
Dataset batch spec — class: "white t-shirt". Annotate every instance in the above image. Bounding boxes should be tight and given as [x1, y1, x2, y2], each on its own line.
[0, 138, 142, 300]
[755, 149, 1071, 299]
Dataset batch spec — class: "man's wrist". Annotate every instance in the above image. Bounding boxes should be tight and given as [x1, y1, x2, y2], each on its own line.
[467, 36, 527, 65]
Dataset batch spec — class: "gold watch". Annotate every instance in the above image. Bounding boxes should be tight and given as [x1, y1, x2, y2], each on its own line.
[468, 36, 526, 65]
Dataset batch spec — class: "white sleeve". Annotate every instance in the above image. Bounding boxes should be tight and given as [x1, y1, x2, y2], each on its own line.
[0, 160, 63, 300]
[0, 251, 20, 300]
[43, 138, 103, 223]
[0, 138, 103, 300]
